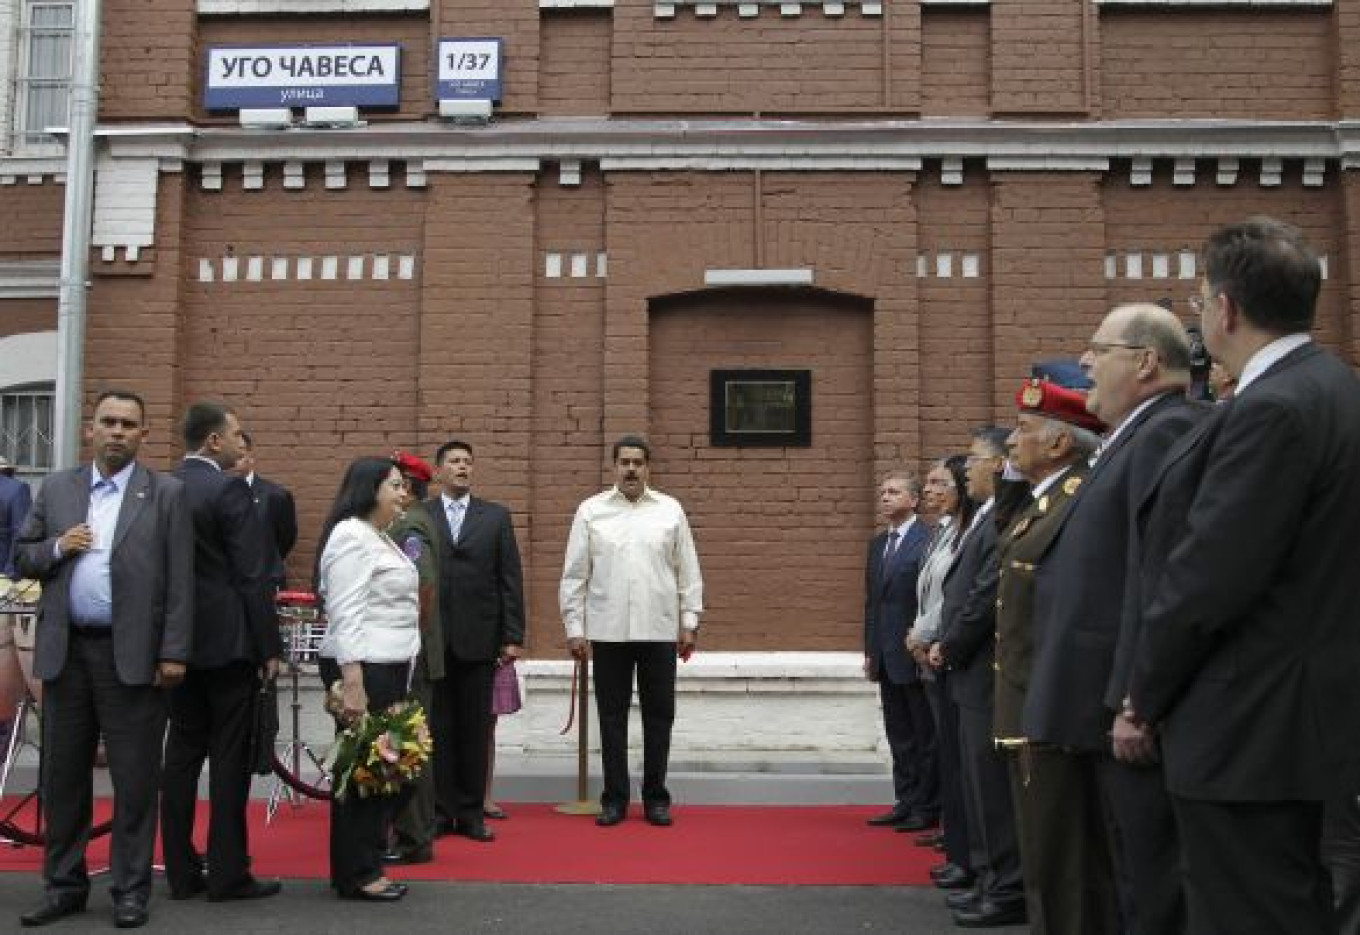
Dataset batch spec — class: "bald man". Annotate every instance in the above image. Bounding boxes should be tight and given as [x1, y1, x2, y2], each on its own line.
[1022, 304, 1208, 935]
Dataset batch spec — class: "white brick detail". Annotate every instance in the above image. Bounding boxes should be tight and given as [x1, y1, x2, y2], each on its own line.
[1130, 157, 1153, 186]
[940, 157, 963, 186]
[570, 253, 589, 278]
[1216, 158, 1239, 186]
[198, 0, 429, 12]
[325, 160, 347, 190]
[545, 253, 563, 278]
[1173, 158, 1195, 186]
[1178, 250, 1196, 280]
[559, 159, 582, 186]
[284, 161, 306, 189]
[320, 256, 339, 280]
[1303, 158, 1326, 187]
[346, 256, 364, 280]
[1260, 157, 1283, 187]
[201, 162, 223, 191]
[398, 255, 416, 280]
[92, 156, 159, 251]
[369, 159, 390, 189]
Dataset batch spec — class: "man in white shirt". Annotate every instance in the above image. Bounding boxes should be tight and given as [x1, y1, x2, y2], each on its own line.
[561, 435, 703, 828]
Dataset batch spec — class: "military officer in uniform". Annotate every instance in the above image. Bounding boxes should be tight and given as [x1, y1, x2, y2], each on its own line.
[992, 379, 1115, 935]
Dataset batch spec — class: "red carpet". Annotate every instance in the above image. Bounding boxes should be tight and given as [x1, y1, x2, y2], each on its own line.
[2, 799, 936, 886]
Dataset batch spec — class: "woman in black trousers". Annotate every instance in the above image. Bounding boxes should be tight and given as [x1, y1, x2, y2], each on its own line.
[316, 457, 421, 901]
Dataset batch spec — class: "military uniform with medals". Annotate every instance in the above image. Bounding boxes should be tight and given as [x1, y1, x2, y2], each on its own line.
[994, 381, 1118, 935]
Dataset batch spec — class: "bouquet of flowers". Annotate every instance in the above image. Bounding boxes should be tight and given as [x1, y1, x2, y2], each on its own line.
[324, 691, 433, 802]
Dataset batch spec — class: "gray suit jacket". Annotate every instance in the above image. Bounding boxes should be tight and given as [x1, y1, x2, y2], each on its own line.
[15, 462, 195, 686]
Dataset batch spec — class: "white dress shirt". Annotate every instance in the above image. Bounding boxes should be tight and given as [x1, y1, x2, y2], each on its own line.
[319, 517, 420, 665]
[1234, 333, 1312, 396]
[560, 486, 704, 642]
[67, 459, 137, 627]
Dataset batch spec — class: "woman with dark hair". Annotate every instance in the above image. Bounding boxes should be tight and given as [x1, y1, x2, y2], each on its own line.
[316, 456, 420, 901]
[906, 455, 980, 875]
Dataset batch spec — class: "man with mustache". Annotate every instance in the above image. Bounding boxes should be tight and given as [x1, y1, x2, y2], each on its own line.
[561, 434, 704, 828]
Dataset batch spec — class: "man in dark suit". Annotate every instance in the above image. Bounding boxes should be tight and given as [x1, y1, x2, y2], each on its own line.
[231, 432, 297, 591]
[160, 402, 283, 903]
[0, 455, 33, 577]
[428, 439, 525, 843]
[15, 389, 193, 929]
[1127, 217, 1360, 935]
[994, 379, 1116, 935]
[936, 427, 1026, 928]
[1023, 304, 1205, 935]
[862, 470, 935, 832]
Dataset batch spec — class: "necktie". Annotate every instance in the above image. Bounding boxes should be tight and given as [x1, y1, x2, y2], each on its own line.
[448, 501, 465, 542]
[884, 530, 900, 565]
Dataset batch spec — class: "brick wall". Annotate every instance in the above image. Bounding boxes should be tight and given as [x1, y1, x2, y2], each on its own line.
[101, 0, 198, 121]
[921, 8, 990, 117]
[431, 0, 540, 114]
[179, 163, 427, 572]
[0, 299, 56, 339]
[991, 0, 1095, 116]
[0, 182, 63, 257]
[528, 169, 608, 652]
[611, 8, 921, 114]
[1101, 10, 1333, 120]
[539, 9, 611, 117]
[649, 290, 873, 652]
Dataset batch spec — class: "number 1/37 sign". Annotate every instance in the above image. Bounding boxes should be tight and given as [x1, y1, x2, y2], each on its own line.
[436, 38, 503, 102]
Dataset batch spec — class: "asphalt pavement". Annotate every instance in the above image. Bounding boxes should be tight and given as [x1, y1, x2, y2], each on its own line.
[0, 874, 1028, 935]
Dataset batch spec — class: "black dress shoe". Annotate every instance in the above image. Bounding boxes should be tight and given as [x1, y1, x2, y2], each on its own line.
[945, 889, 981, 911]
[929, 861, 962, 882]
[643, 804, 673, 827]
[382, 845, 433, 865]
[20, 893, 86, 927]
[113, 897, 149, 929]
[340, 883, 405, 902]
[454, 822, 495, 843]
[595, 805, 626, 827]
[207, 878, 283, 902]
[913, 831, 944, 847]
[953, 899, 1028, 928]
[933, 864, 977, 890]
[895, 813, 940, 833]
[865, 809, 910, 827]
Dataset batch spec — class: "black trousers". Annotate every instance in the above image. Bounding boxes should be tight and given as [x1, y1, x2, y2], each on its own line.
[879, 678, 938, 818]
[591, 641, 676, 809]
[1174, 796, 1332, 935]
[1007, 745, 1119, 935]
[924, 672, 970, 869]
[319, 658, 411, 894]
[160, 659, 258, 898]
[431, 656, 494, 828]
[956, 703, 1024, 905]
[40, 630, 166, 905]
[1097, 755, 1185, 935]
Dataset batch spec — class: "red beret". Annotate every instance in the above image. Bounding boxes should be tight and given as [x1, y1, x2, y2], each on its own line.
[1015, 378, 1107, 434]
[392, 450, 433, 483]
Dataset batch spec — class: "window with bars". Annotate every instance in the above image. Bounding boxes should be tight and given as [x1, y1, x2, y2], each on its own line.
[1, 385, 54, 473]
[13, 1, 74, 148]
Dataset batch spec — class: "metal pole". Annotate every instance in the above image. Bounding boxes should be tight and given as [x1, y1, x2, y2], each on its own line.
[53, 0, 103, 468]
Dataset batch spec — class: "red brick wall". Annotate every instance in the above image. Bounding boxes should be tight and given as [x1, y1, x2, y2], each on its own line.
[1101, 10, 1333, 120]
[991, 0, 1096, 116]
[921, 9, 990, 117]
[101, 0, 198, 121]
[527, 169, 608, 652]
[0, 299, 56, 339]
[990, 172, 1108, 414]
[196, 15, 433, 123]
[178, 163, 427, 571]
[914, 170, 994, 460]
[0, 183, 63, 257]
[539, 10, 611, 117]
[649, 290, 873, 651]
[1103, 167, 1350, 354]
[611, 9, 921, 114]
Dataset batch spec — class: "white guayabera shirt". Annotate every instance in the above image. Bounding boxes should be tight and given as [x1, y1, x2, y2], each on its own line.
[560, 486, 704, 642]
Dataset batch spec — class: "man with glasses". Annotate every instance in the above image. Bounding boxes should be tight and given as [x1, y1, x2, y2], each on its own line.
[1023, 304, 1206, 935]
[1127, 217, 1360, 935]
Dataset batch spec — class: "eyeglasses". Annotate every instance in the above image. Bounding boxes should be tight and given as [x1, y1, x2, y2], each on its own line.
[1087, 341, 1149, 357]
[923, 479, 956, 489]
[1189, 291, 1223, 314]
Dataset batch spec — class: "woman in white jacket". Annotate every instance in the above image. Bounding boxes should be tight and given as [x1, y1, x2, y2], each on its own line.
[316, 456, 420, 901]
